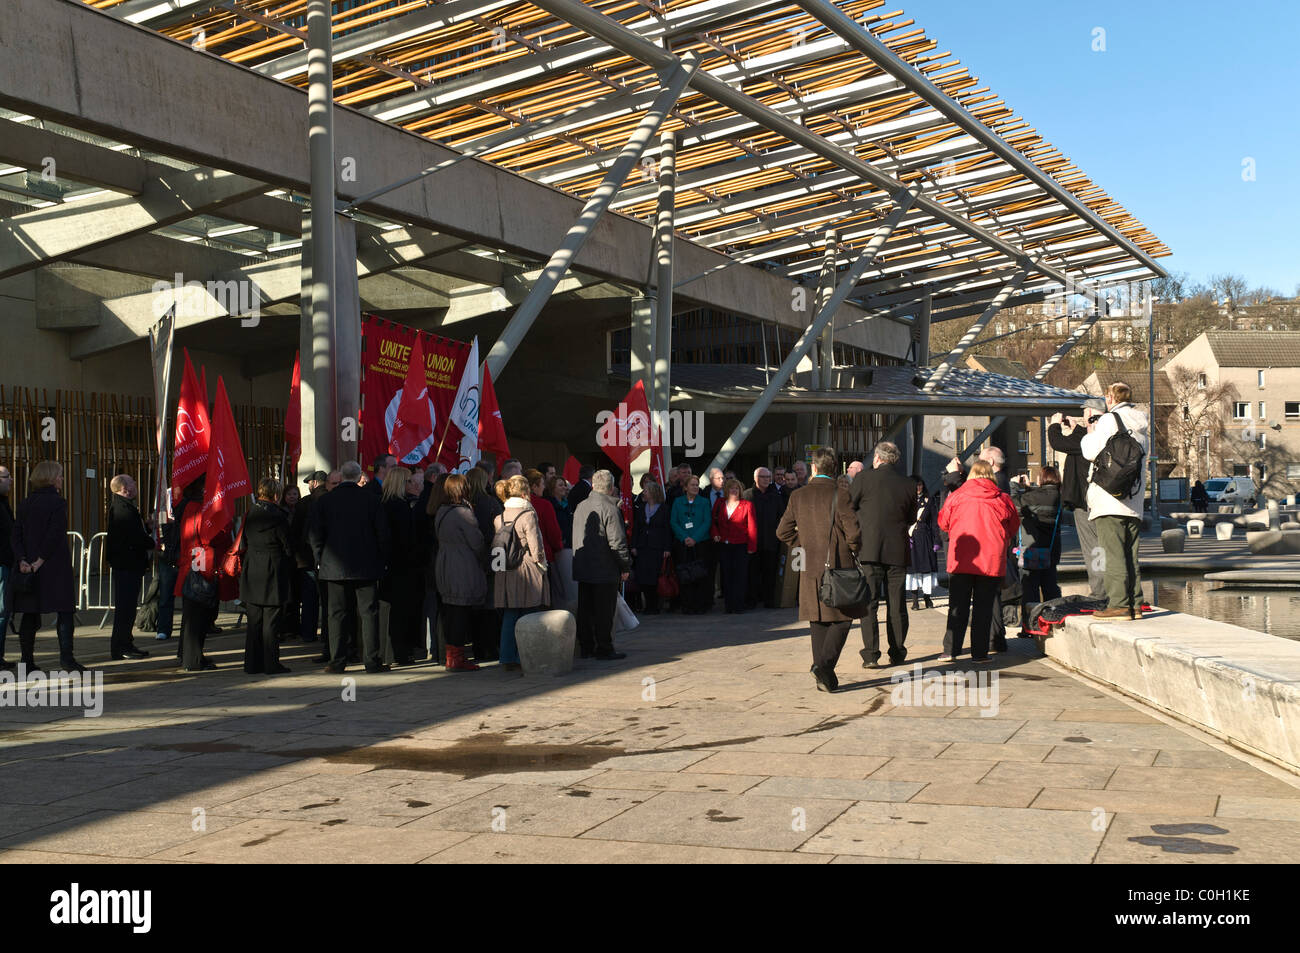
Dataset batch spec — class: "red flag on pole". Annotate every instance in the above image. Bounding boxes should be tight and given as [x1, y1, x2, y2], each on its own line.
[598, 379, 657, 474]
[388, 333, 434, 461]
[200, 377, 252, 544]
[172, 349, 211, 503]
[563, 456, 581, 486]
[285, 351, 301, 476]
[477, 363, 510, 459]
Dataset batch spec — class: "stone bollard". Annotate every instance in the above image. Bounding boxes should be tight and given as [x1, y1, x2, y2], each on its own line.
[1283, 522, 1300, 532]
[1215, 521, 1234, 541]
[514, 610, 577, 676]
[1160, 529, 1186, 554]
[1268, 499, 1281, 530]
[1186, 519, 1204, 539]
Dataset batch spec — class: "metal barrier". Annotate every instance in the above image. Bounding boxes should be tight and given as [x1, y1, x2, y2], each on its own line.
[67, 531, 87, 614]
[84, 531, 113, 628]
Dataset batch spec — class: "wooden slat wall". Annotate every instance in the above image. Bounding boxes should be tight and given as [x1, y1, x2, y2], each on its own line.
[0, 386, 284, 538]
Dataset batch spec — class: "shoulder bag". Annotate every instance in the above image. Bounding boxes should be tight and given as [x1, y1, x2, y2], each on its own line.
[818, 489, 871, 608]
[1020, 503, 1061, 572]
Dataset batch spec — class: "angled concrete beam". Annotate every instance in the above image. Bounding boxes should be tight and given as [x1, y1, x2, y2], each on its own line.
[923, 267, 1030, 392]
[704, 184, 922, 473]
[0, 166, 264, 279]
[485, 53, 701, 380]
[69, 227, 461, 357]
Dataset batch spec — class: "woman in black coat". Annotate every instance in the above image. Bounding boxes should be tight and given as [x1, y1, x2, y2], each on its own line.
[12, 461, 82, 672]
[1017, 466, 1064, 632]
[379, 466, 422, 665]
[630, 483, 671, 613]
[905, 476, 941, 610]
[238, 479, 294, 674]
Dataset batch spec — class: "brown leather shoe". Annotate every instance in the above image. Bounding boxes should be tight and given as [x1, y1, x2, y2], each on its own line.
[1093, 607, 1132, 619]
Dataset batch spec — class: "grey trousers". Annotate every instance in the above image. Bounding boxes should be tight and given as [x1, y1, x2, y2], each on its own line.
[1073, 507, 1106, 598]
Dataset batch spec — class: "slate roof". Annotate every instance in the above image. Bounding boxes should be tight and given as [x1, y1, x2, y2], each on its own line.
[1204, 332, 1300, 367]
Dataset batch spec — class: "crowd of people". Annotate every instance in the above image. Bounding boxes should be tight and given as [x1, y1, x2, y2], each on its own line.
[0, 382, 1148, 689]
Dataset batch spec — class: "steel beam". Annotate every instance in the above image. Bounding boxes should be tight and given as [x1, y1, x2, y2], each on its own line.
[703, 184, 922, 473]
[923, 268, 1029, 393]
[791, 0, 1169, 280]
[484, 54, 701, 381]
[817, 229, 837, 446]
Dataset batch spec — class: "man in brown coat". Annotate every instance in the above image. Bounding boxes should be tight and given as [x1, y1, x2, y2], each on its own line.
[776, 447, 861, 692]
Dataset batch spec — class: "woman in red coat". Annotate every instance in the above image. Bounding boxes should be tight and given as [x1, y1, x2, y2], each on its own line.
[711, 478, 757, 614]
[937, 460, 1019, 663]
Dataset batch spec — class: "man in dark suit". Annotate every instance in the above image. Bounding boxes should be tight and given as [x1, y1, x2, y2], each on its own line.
[106, 474, 153, 660]
[0, 466, 14, 671]
[567, 465, 595, 511]
[848, 440, 915, 667]
[744, 466, 785, 609]
[571, 470, 632, 660]
[309, 460, 391, 673]
[368, 453, 396, 496]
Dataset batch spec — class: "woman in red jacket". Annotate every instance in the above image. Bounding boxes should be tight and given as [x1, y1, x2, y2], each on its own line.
[711, 478, 757, 614]
[937, 460, 1020, 663]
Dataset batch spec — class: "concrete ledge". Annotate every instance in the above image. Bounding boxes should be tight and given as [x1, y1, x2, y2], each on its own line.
[1042, 611, 1300, 773]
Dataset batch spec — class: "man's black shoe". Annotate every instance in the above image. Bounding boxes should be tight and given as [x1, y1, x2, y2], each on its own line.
[123, 647, 149, 660]
[365, 663, 391, 673]
[593, 651, 626, 661]
[811, 664, 838, 693]
[0, 660, 15, 673]
[323, 661, 347, 674]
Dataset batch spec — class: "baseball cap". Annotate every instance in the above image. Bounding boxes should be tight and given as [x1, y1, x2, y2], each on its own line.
[303, 470, 328, 484]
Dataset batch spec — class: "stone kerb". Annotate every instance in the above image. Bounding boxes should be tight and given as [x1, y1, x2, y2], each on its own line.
[1043, 612, 1300, 772]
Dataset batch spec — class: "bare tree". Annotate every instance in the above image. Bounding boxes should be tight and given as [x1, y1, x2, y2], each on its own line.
[1152, 271, 1190, 302]
[1165, 365, 1234, 483]
[1208, 273, 1248, 314]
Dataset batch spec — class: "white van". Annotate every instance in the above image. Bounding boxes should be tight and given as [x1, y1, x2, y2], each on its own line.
[1204, 476, 1257, 508]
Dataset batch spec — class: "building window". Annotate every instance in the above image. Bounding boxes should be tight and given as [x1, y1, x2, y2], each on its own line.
[1260, 402, 1267, 420]
[1055, 320, 1063, 334]
[995, 323, 1003, 335]
[1261, 433, 1267, 449]
[1197, 373, 1206, 389]
[955, 429, 967, 452]
[1233, 464, 1250, 476]
[1018, 431, 1030, 454]
[1234, 402, 1250, 420]
[1286, 401, 1300, 420]
[1259, 369, 1266, 388]
[1287, 464, 1300, 480]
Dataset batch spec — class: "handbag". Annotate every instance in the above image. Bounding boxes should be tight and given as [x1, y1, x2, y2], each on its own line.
[657, 553, 680, 600]
[676, 551, 708, 584]
[13, 567, 37, 596]
[818, 489, 872, 609]
[220, 520, 245, 579]
[182, 567, 219, 608]
[1020, 503, 1061, 572]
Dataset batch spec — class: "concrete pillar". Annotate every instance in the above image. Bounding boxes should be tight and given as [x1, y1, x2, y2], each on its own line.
[334, 214, 361, 466]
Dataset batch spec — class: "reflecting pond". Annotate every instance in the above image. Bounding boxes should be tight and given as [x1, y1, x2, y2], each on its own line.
[1154, 576, 1300, 642]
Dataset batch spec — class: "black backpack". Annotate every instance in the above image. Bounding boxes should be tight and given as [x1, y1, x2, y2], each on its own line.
[491, 515, 526, 570]
[1090, 411, 1145, 499]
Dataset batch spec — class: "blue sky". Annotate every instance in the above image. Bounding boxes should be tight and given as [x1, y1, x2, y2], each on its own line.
[901, 0, 1300, 294]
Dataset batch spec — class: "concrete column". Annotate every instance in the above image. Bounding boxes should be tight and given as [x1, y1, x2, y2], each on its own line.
[817, 229, 837, 446]
[334, 214, 361, 466]
[304, 0, 336, 476]
[653, 129, 676, 478]
[631, 294, 654, 399]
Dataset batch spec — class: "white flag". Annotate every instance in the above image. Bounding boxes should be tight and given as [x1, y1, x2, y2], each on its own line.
[449, 336, 480, 473]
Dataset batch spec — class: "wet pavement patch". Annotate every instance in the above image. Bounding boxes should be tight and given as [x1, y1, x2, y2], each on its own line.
[1129, 823, 1238, 855]
[705, 809, 741, 822]
[313, 733, 629, 778]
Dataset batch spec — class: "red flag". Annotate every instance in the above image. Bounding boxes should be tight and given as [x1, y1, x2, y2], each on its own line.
[388, 333, 434, 461]
[598, 379, 657, 474]
[478, 363, 510, 459]
[200, 377, 252, 544]
[172, 349, 211, 502]
[563, 456, 581, 486]
[619, 470, 635, 532]
[285, 351, 301, 475]
[648, 444, 667, 487]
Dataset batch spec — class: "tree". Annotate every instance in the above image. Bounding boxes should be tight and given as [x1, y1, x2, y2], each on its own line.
[1152, 271, 1190, 303]
[1208, 273, 1248, 313]
[1165, 364, 1234, 483]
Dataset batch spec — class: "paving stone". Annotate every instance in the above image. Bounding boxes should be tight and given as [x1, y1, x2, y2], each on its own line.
[1095, 812, 1300, 863]
[423, 832, 832, 864]
[1056, 708, 1162, 724]
[982, 761, 1117, 789]
[1044, 745, 1158, 766]
[1031, 787, 1220, 816]
[937, 742, 1052, 763]
[868, 758, 998, 784]
[212, 773, 501, 826]
[155, 819, 474, 863]
[1106, 765, 1300, 799]
[582, 792, 855, 851]
[0, 808, 244, 858]
[686, 750, 888, 779]
[407, 783, 655, 837]
[909, 781, 1043, 808]
[746, 776, 925, 802]
[580, 770, 765, 794]
[1215, 795, 1300, 821]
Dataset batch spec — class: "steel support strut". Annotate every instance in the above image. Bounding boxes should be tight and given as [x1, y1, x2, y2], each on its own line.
[484, 53, 701, 380]
[923, 267, 1029, 393]
[703, 184, 923, 473]
[653, 129, 677, 473]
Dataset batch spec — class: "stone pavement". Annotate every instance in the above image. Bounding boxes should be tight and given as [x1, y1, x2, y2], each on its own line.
[2, 601, 1298, 864]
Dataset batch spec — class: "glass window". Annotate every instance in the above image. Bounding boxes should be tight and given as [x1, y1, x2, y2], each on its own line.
[956, 429, 967, 452]
[1259, 369, 1266, 388]
[1197, 373, 1206, 389]
[1285, 401, 1300, 419]
[1234, 402, 1250, 419]
[1018, 431, 1030, 454]
[1260, 402, 1266, 420]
